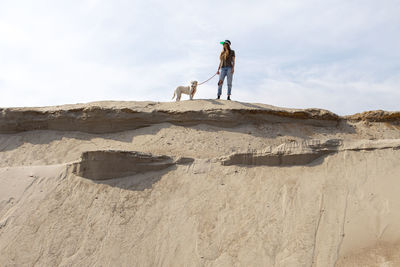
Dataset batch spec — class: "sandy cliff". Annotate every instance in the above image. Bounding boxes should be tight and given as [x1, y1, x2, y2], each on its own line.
[1, 100, 400, 266]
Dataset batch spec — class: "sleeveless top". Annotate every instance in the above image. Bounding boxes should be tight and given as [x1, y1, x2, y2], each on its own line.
[221, 50, 235, 67]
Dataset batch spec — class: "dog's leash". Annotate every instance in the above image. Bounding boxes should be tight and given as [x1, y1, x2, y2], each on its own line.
[198, 72, 219, 86]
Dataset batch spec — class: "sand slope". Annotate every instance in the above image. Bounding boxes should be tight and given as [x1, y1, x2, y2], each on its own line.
[1, 100, 400, 266]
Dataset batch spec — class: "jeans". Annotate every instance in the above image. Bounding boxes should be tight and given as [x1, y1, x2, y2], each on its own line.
[218, 66, 233, 96]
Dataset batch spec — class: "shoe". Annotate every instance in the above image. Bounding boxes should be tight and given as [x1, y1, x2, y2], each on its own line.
[217, 95, 220, 99]
[227, 96, 231, 100]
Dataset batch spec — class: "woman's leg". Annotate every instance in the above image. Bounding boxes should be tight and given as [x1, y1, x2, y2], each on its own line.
[227, 67, 233, 96]
[217, 68, 227, 97]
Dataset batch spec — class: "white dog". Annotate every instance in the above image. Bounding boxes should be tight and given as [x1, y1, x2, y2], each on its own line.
[172, 80, 198, 101]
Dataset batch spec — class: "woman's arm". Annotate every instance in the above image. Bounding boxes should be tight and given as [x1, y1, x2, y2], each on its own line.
[217, 59, 222, 74]
[232, 56, 235, 74]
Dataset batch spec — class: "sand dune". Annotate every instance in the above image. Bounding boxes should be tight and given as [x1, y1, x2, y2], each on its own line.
[1, 100, 400, 266]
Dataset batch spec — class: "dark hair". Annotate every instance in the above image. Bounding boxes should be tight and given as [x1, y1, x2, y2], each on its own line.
[220, 44, 231, 60]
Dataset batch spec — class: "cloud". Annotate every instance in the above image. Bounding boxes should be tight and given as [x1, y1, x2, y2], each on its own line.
[0, 0, 399, 114]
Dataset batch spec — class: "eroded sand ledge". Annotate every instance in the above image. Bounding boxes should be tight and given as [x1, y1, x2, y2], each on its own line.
[0, 100, 340, 133]
[1, 100, 400, 266]
[1, 100, 398, 134]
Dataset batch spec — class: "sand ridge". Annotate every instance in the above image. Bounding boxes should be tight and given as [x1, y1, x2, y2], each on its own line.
[0, 100, 400, 266]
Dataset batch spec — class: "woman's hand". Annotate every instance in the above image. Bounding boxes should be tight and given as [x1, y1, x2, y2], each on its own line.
[231, 68, 234, 74]
[217, 69, 220, 74]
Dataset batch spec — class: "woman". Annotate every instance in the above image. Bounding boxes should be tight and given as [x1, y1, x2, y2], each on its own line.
[217, 40, 235, 100]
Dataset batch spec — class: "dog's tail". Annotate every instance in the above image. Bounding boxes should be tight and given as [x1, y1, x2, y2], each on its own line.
[171, 91, 176, 100]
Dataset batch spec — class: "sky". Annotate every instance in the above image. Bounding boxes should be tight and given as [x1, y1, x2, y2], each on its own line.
[0, 0, 399, 115]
